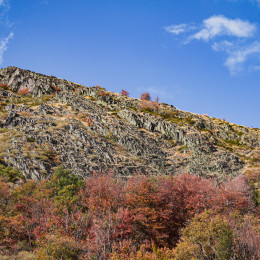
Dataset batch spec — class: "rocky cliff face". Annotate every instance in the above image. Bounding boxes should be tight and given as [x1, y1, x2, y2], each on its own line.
[0, 66, 259, 180]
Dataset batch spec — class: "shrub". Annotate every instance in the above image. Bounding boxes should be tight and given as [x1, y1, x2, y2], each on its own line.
[35, 235, 82, 260]
[174, 211, 234, 260]
[140, 100, 159, 113]
[18, 87, 30, 95]
[42, 148, 61, 164]
[121, 90, 129, 97]
[230, 213, 260, 259]
[140, 92, 151, 101]
[0, 83, 9, 90]
[110, 242, 175, 260]
[0, 163, 25, 183]
[47, 167, 83, 206]
[51, 85, 61, 92]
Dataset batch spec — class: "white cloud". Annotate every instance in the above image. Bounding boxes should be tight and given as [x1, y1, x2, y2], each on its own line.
[212, 40, 260, 74]
[164, 24, 189, 35]
[211, 40, 234, 52]
[213, 40, 260, 74]
[0, 32, 14, 64]
[0, 0, 4, 6]
[191, 15, 256, 41]
[224, 41, 260, 74]
[165, 15, 260, 74]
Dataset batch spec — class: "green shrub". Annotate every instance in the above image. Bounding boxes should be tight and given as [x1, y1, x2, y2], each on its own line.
[47, 167, 83, 206]
[174, 211, 234, 260]
[0, 163, 25, 183]
[35, 235, 82, 260]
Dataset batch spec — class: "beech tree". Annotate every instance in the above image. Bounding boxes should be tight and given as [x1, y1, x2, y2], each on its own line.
[140, 92, 151, 101]
[0, 170, 257, 259]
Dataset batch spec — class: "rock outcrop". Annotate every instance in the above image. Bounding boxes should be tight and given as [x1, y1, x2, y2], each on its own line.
[0, 66, 259, 180]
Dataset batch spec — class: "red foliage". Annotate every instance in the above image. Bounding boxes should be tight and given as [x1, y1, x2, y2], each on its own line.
[51, 85, 61, 92]
[77, 172, 125, 257]
[140, 100, 159, 112]
[121, 90, 129, 97]
[0, 178, 11, 212]
[140, 92, 151, 101]
[18, 87, 30, 95]
[213, 174, 255, 213]
[0, 172, 257, 258]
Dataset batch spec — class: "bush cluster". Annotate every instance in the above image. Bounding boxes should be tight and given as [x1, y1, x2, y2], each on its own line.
[0, 168, 259, 259]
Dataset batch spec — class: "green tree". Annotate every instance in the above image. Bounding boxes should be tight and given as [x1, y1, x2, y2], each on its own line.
[174, 210, 234, 260]
[47, 167, 83, 207]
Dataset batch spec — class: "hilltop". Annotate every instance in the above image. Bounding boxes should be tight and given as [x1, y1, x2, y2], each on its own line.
[0, 66, 259, 181]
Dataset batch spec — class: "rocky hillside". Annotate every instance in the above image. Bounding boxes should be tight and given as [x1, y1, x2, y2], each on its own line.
[0, 66, 259, 180]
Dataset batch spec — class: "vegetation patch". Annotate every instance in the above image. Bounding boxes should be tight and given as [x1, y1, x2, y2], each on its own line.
[0, 161, 25, 183]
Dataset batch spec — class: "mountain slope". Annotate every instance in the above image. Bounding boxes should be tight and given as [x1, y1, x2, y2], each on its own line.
[0, 66, 259, 180]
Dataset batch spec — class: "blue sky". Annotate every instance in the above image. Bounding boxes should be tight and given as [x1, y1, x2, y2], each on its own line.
[0, 0, 260, 127]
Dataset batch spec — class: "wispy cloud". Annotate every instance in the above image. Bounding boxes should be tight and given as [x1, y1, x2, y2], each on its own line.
[165, 15, 260, 74]
[190, 16, 255, 41]
[213, 40, 260, 74]
[0, 32, 14, 64]
[0, 0, 12, 28]
[164, 24, 189, 35]
[0, 0, 9, 8]
[0, 0, 13, 65]
[224, 42, 260, 74]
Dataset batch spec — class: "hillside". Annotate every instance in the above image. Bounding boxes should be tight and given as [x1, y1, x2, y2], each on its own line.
[0, 66, 259, 181]
[0, 67, 259, 259]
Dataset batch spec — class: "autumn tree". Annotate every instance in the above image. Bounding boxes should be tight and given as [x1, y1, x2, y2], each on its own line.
[140, 92, 151, 101]
[213, 174, 255, 213]
[121, 90, 129, 97]
[77, 172, 125, 258]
